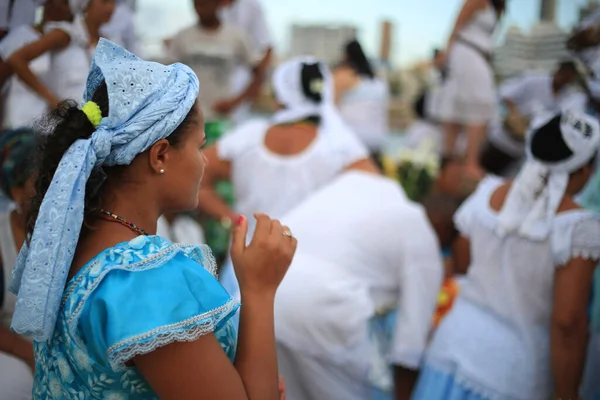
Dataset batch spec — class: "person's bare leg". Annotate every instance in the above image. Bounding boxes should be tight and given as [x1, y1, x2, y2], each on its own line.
[443, 122, 462, 160]
[463, 123, 486, 179]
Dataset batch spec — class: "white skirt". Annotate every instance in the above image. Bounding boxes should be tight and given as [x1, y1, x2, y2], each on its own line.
[438, 41, 496, 125]
[0, 351, 33, 400]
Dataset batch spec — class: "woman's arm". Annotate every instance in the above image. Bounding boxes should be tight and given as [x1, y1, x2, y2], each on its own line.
[135, 214, 294, 400]
[7, 29, 70, 108]
[452, 235, 471, 275]
[446, 0, 488, 51]
[551, 256, 596, 399]
[0, 327, 35, 372]
[197, 145, 238, 222]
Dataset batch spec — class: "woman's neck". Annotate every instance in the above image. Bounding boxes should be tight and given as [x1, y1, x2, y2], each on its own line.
[84, 14, 102, 45]
[100, 188, 161, 236]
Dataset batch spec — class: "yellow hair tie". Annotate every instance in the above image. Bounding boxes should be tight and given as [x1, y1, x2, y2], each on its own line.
[81, 101, 102, 127]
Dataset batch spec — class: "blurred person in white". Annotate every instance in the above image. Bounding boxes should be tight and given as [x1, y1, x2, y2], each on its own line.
[274, 161, 443, 400]
[412, 110, 600, 400]
[0, 0, 72, 129]
[0, 0, 42, 40]
[424, 49, 446, 123]
[481, 61, 585, 177]
[0, 128, 37, 400]
[101, 0, 139, 53]
[157, 212, 206, 246]
[6, 0, 115, 108]
[168, 0, 264, 125]
[439, 0, 504, 180]
[219, 0, 273, 125]
[198, 57, 370, 310]
[334, 39, 389, 158]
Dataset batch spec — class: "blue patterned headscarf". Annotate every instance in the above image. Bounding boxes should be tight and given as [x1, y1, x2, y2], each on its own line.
[9, 39, 200, 341]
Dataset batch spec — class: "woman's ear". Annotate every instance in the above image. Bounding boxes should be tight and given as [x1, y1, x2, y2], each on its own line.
[148, 139, 171, 175]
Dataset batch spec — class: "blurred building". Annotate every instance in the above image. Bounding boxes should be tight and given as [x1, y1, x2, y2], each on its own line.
[494, 23, 569, 79]
[289, 24, 357, 65]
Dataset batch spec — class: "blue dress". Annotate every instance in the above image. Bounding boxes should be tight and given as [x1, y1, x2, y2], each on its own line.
[32, 236, 239, 399]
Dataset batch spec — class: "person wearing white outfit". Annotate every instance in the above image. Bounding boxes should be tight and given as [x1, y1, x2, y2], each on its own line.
[0, 0, 73, 129]
[0, 128, 38, 400]
[335, 39, 389, 157]
[440, 0, 504, 179]
[156, 213, 206, 246]
[101, 0, 139, 53]
[6, 0, 115, 108]
[413, 110, 600, 400]
[198, 57, 371, 307]
[482, 62, 585, 177]
[219, 0, 273, 125]
[274, 163, 443, 400]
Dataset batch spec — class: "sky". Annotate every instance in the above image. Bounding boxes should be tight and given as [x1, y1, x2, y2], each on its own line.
[135, 0, 592, 66]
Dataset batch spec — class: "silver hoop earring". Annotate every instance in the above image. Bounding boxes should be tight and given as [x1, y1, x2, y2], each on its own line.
[159, 169, 165, 174]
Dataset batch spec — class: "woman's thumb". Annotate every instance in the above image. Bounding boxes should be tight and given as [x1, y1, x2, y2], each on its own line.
[230, 215, 248, 260]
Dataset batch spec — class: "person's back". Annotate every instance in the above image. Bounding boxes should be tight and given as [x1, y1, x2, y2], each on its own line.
[414, 111, 600, 400]
[275, 170, 443, 400]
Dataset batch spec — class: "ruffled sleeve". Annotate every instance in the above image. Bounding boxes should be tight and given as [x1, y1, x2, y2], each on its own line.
[551, 211, 600, 267]
[78, 245, 239, 372]
[453, 176, 504, 238]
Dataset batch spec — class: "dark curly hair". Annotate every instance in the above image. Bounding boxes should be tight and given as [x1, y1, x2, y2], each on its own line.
[26, 80, 199, 239]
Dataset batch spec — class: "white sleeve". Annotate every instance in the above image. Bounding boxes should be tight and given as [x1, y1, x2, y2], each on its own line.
[325, 126, 369, 172]
[552, 213, 600, 267]
[498, 75, 530, 104]
[236, 29, 262, 67]
[388, 207, 444, 369]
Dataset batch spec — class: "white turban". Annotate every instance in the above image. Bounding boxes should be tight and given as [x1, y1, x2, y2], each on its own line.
[497, 110, 600, 240]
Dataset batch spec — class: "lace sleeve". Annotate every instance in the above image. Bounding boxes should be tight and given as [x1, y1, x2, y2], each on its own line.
[552, 212, 600, 267]
[79, 251, 239, 372]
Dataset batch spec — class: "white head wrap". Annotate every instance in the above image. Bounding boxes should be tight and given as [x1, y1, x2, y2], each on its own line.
[68, 0, 92, 14]
[271, 57, 351, 135]
[497, 110, 600, 240]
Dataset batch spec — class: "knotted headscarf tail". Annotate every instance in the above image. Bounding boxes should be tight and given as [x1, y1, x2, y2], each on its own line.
[497, 111, 600, 240]
[271, 56, 353, 137]
[9, 39, 200, 342]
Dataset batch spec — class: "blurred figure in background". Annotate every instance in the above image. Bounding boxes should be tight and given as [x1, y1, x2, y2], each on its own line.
[199, 57, 370, 309]
[0, 0, 72, 129]
[0, 128, 37, 400]
[101, 0, 139, 53]
[7, 0, 115, 108]
[0, 0, 41, 40]
[334, 39, 389, 160]
[275, 161, 443, 400]
[438, 0, 505, 179]
[168, 0, 264, 132]
[219, 0, 273, 125]
[424, 49, 446, 123]
[482, 61, 585, 177]
[156, 212, 206, 246]
[413, 111, 600, 400]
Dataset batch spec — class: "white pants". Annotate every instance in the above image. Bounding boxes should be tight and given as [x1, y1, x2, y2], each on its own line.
[0, 351, 32, 400]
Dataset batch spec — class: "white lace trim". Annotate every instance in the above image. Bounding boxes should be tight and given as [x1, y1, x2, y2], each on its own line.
[107, 298, 239, 372]
[423, 358, 526, 400]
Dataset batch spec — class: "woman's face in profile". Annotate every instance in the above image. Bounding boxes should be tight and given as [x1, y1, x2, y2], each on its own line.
[87, 0, 116, 25]
[159, 106, 208, 212]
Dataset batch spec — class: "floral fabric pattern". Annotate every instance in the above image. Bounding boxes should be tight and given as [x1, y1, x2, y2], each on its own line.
[32, 236, 239, 399]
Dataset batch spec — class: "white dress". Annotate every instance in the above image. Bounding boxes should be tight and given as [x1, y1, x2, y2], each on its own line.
[45, 15, 96, 103]
[217, 119, 368, 300]
[338, 78, 389, 153]
[417, 177, 600, 400]
[438, 7, 497, 124]
[0, 25, 50, 129]
[0, 208, 33, 400]
[275, 172, 444, 400]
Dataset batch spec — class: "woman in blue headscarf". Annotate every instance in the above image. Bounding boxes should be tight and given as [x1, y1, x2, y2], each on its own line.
[9, 39, 296, 399]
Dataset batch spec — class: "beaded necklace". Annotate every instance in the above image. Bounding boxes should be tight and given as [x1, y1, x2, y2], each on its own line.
[98, 209, 148, 236]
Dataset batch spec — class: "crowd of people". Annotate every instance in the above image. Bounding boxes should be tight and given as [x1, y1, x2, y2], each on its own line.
[0, 0, 598, 399]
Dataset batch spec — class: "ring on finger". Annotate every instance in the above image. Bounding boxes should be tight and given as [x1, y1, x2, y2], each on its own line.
[282, 229, 294, 238]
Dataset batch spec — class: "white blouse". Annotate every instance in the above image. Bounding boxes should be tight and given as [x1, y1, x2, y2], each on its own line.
[425, 177, 600, 400]
[275, 172, 443, 371]
[217, 118, 368, 234]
